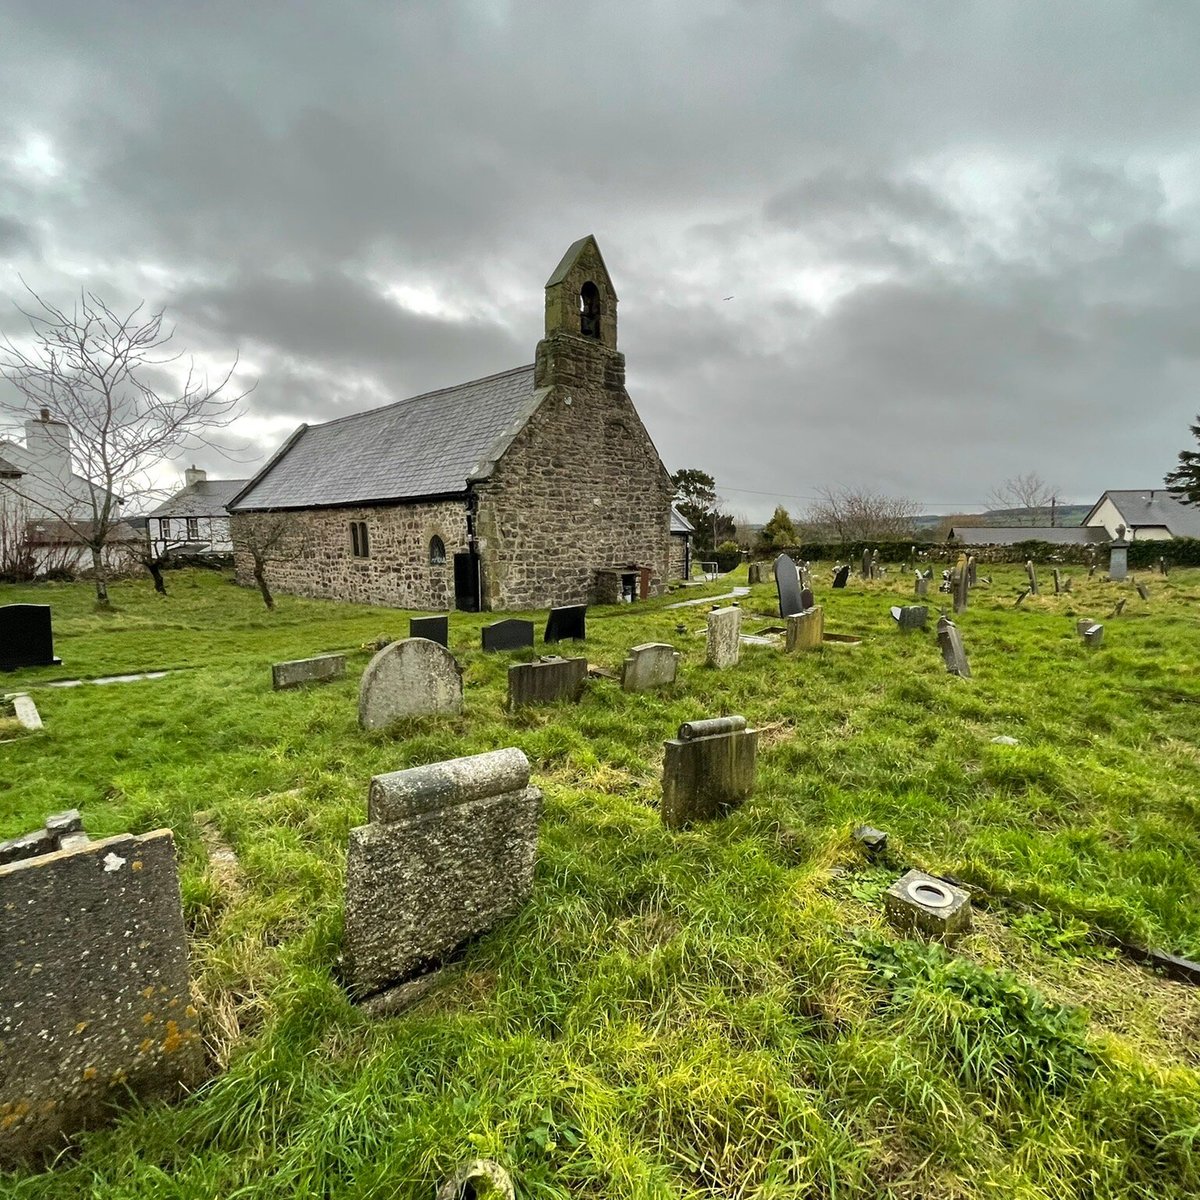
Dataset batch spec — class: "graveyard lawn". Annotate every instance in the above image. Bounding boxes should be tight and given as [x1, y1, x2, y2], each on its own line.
[2, 565, 1200, 1198]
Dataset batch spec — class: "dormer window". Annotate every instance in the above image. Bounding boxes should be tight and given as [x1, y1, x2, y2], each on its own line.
[579, 281, 601, 338]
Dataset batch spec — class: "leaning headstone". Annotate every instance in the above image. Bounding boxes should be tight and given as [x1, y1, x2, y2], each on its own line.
[0, 826, 201, 1163]
[1015, 589, 1029, 607]
[661, 715, 757, 829]
[914, 571, 929, 598]
[507, 656, 587, 708]
[1025, 560, 1039, 595]
[1062, 576, 1072, 593]
[705, 606, 741, 668]
[1077, 619, 1104, 648]
[409, 615, 449, 648]
[1136, 581, 1149, 601]
[832, 565, 850, 589]
[621, 643, 680, 692]
[1110, 598, 1127, 618]
[343, 748, 542, 1000]
[481, 619, 535, 652]
[884, 870, 972, 943]
[890, 605, 928, 631]
[952, 555, 969, 613]
[1108, 541, 1129, 582]
[785, 606, 823, 651]
[0, 604, 62, 672]
[937, 616, 970, 678]
[358, 638, 464, 729]
[271, 652, 346, 691]
[1052, 568, 1062, 595]
[773, 554, 805, 617]
[544, 604, 586, 643]
[1, 691, 42, 731]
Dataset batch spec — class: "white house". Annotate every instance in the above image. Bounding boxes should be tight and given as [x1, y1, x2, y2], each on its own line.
[148, 467, 249, 556]
[1082, 490, 1200, 541]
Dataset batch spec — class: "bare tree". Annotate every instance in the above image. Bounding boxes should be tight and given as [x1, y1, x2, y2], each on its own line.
[0, 288, 248, 605]
[232, 511, 307, 610]
[805, 486, 920, 545]
[988, 472, 1058, 526]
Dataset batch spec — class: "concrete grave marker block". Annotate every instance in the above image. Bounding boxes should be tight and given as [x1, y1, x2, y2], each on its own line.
[272, 652, 346, 691]
[884, 869, 972, 943]
[621, 643, 680, 692]
[785, 606, 823, 651]
[705, 606, 741, 668]
[507, 656, 587, 708]
[358, 638, 463, 729]
[937, 616, 970, 678]
[661, 715, 757, 829]
[0, 829, 201, 1164]
[344, 748, 542, 999]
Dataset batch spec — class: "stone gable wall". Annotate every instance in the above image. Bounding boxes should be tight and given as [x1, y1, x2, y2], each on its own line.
[231, 500, 466, 610]
[669, 533, 689, 580]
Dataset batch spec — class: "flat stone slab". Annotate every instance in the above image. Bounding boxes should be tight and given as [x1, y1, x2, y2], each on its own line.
[358, 638, 463, 729]
[2, 692, 42, 731]
[272, 653, 346, 691]
[705, 606, 741, 668]
[664, 587, 750, 609]
[0, 830, 201, 1164]
[507, 656, 587, 709]
[621, 643, 680, 692]
[884, 869, 972, 943]
[47, 671, 171, 688]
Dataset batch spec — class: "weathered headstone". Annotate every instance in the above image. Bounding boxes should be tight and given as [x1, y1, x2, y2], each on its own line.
[1077, 619, 1104, 648]
[507, 656, 587, 708]
[773, 554, 804, 617]
[785, 606, 823, 651]
[1052, 568, 1062, 595]
[0, 827, 201, 1163]
[481, 619, 535, 652]
[272, 652, 346, 691]
[832, 565, 850, 589]
[1015, 589, 1029, 607]
[861, 549, 871, 579]
[952, 554, 969, 613]
[1108, 541, 1129, 582]
[884, 870, 972, 943]
[1159, 557, 1169, 577]
[409, 615, 449, 648]
[1110, 598, 1127, 618]
[0, 604, 61, 672]
[1, 691, 42, 731]
[800, 586, 814, 611]
[343, 748, 542, 999]
[966, 555, 977, 587]
[358, 638, 464, 729]
[705, 606, 741, 668]
[621, 643, 680, 692]
[747, 562, 764, 585]
[1136, 581, 1149, 601]
[1025, 560, 1039, 595]
[798, 561, 812, 591]
[661, 715, 757, 829]
[890, 605, 928, 631]
[937, 616, 970, 678]
[1062, 576, 1072, 593]
[544, 604, 586, 643]
[914, 571, 929, 598]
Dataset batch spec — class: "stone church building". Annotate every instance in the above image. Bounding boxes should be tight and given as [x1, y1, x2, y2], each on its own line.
[228, 237, 675, 611]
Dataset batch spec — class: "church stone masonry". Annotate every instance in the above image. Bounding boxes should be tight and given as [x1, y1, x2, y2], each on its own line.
[228, 236, 674, 612]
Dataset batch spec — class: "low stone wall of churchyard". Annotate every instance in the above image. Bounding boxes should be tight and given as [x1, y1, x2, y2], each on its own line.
[231, 500, 468, 610]
[757, 539, 1131, 566]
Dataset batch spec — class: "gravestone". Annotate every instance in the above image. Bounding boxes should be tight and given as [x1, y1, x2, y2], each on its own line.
[0, 605, 61, 672]
[1110, 598, 1127, 618]
[773, 554, 804, 617]
[1062, 576, 1072, 593]
[1025, 560, 1039, 595]
[1015, 589, 1029, 607]
[890, 605, 928, 631]
[0, 827, 201, 1163]
[272, 652, 346, 691]
[952, 555, 969, 613]
[1052, 568, 1061, 595]
[1136, 581, 1149, 601]
[481, 619, 535, 652]
[747, 563, 764, 585]
[621, 643, 680, 692]
[1088, 562, 1097, 578]
[785, 606, 823, 651]
[705, 606, 741, 668]
[914, 571, 929, 598]
[343, 748, 542, 999]
[884, 870, 972, 943]
[1159, 557, 1169, 577]
[409, 615, 449, 648]
[1077, 619, 1104, 648]
[832, 565, 850, 589]
[967, 556, 977, 587]
[1108, 541, 1128, 582]
[544, 605, 586, 643]
[800, 586, 814, 611]
[870, 549, 880, 579]
[1, 691, 42, 732]
[861, 549, 871, 579]
[507, 656, 587, 708]
[358, 638, 464, 729]
[937, 616, 970, 678]
[661, 715, 757, 829]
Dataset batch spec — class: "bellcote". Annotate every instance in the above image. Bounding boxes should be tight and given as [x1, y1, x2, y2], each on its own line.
[543, 235, 618, 350]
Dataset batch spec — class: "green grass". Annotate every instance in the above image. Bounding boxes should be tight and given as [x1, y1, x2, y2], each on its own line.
[2, 564, 1200, 1198]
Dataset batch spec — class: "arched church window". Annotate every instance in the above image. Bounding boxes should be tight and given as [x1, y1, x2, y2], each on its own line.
[429, 535, 446, 566]
[579, 281, 601, 338]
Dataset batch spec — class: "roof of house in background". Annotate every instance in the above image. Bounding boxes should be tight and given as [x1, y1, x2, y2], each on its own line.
[149, 478, 251, 519]
[949, 525, 1110, 545]
[1085, 490, 1200, 538]
[229, 365, 542, 511]
[24, 518, 143, 545]
[670, 506, 695, 534]
[0, 453, 23, 476]
[0, 438, 121, 501]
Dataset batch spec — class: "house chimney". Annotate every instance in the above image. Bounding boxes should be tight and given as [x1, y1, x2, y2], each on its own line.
[23, 411, 72, 489]
[184, 465, 206, 487]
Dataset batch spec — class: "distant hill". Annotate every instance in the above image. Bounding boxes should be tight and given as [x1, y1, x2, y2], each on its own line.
[914, 505, 1091, 531]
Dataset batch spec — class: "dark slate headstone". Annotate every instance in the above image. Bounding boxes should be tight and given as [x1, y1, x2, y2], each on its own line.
[0, 605, 61, 672]
[773, 554, 804, 617]
[800, 586, 815, 611]
[409, 615, 449, 648]
[544, 604, 586, 643]
[1136, 581, 1149, 601]
[481, 619, 535, 652]
[832, 565, 850, 589]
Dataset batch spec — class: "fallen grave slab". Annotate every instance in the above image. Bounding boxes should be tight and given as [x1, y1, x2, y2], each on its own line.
[272, 652, 346, 691]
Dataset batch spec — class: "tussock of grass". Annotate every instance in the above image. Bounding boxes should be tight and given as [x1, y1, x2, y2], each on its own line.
[1, 565, 1199, 1197]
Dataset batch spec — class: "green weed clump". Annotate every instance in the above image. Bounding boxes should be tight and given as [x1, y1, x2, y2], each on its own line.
[1, 565, 1199, 1198]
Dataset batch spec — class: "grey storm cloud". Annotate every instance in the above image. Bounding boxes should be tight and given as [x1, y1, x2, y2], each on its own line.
[2, 1, 1200, 517]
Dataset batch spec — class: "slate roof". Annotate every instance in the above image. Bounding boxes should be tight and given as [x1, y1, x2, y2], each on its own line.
[149, 478, 251, 519]
[949, 526, 1110, 545]
[1085, 490, 1200, 539]
[0, 454, 22, 476]
[230, 365, 542, 511]
[670, 506, 695, 534]
[25, 518, 143, 545]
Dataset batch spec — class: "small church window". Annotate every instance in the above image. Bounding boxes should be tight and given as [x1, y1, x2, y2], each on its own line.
[350, 520, 370, 558]
[429, 535, 446, 566]
[579, 281, 601, 339]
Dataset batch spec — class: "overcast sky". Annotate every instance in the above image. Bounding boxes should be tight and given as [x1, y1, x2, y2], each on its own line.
[2, 1, 1199, 521]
